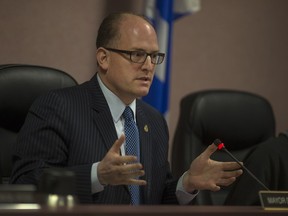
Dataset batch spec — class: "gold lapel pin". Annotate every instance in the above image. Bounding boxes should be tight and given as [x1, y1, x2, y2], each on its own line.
[144, 125, 149, 132]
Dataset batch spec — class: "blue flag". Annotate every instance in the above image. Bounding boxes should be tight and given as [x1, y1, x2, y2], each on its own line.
[143, 0, 200, 118]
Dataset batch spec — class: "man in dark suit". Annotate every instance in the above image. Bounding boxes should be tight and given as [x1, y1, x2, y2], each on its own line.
[10, 12, 242, 204]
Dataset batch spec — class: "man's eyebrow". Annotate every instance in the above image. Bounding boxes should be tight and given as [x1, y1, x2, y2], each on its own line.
[132, 48, 160, 53]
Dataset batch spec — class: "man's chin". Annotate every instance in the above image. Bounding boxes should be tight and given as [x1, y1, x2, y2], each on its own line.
[137, 90, 149, 98]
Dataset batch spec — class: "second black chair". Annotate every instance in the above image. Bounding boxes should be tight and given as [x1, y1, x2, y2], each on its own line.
[171, 89, 275, 205]
[0, 64, 78, 184]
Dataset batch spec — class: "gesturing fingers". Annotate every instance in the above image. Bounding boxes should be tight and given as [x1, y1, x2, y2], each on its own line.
[117, 155, 138, 165]
[98, 154, 146, 186]
[118, 161, 143, 171]
[119, 167, 146, 185]
[109, 134, 125, 155]
[98, 135, 147, 186]
[221, 169, 243, 178]
[200, 143, 218, 160]
[102, 162, 146, 186]
[221, 161, 243, 171]
[212, 168, 243, 190]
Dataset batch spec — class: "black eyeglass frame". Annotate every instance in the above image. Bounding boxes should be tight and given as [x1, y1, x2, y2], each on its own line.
[103, 47, 165, 65]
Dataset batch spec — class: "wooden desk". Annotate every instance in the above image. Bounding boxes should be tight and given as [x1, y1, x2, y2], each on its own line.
[0, 205, 287, 216]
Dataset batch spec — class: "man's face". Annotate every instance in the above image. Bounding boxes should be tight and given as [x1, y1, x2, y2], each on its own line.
[99, 15, 160, 105]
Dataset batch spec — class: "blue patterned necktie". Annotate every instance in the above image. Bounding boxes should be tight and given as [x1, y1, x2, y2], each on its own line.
[123, 106, 140, 205]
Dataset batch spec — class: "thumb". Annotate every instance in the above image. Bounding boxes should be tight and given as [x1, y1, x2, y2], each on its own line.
[202, 142, 218, 159]
[109, 134, 125, 154]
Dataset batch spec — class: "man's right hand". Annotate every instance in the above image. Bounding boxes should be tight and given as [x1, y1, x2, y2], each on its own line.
[97, 134, 147, 186]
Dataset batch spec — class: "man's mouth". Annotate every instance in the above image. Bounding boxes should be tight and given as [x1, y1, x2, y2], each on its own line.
[138, 76, 150, 82]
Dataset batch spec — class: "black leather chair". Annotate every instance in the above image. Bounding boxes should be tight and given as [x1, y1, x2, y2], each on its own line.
[0, 64, 18, 70]
[171, 89, 275, 205]
[225, 131, 288, 206]
[0, 64, 78, 184]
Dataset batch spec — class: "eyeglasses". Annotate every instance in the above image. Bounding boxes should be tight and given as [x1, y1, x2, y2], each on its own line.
[104, 47, 165, 65]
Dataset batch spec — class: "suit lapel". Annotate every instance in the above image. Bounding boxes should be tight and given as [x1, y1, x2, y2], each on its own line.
[88, 75, 118, 151]
[136, 101, 153, 203]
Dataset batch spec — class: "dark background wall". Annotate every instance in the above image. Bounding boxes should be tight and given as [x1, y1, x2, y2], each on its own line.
[1, 0, 287, 156]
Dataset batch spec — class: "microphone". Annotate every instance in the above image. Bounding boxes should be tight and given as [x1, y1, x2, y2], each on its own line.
[213, 138, 270, 191]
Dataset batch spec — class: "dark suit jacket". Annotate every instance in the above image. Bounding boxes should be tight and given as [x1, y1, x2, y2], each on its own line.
[10, 74, 178, 204]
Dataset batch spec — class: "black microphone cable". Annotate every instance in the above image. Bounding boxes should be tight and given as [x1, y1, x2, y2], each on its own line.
[213, 138, 270, 191]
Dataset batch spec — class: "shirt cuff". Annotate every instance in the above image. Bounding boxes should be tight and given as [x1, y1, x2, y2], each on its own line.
[91, 162, 105, 194]
[176, 172, 199, 205]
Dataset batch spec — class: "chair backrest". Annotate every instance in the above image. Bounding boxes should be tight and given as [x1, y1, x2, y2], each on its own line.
[171, 89, 275, 205]
[225, 131, 288, 205]
[0, 64, 78, 184]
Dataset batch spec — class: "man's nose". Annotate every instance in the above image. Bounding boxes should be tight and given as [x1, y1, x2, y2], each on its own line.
[142, 56, 154, 70]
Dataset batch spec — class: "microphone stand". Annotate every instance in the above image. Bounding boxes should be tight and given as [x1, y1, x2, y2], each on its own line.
[214, 139, 270, 191]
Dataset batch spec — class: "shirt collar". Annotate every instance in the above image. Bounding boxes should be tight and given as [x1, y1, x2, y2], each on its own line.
[97, 74, 136, 122]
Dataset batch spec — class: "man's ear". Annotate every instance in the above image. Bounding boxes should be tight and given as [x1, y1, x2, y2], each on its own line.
[96, 48, 109, 70]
